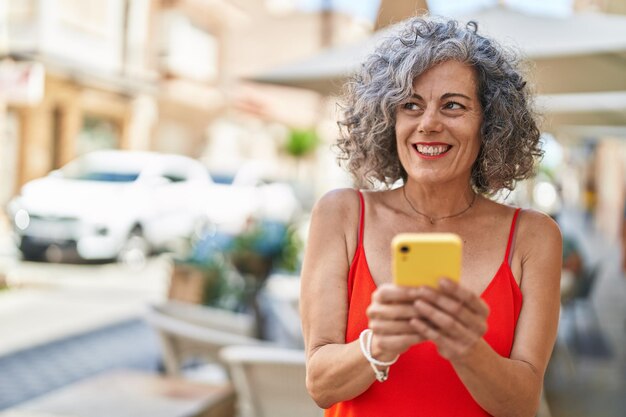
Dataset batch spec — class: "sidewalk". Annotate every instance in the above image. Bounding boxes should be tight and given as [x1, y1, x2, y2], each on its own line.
[0, 211, 17, 288]
[0, 317, 161, 410]
[0, 286, 159, 357]
[0, 257, 171, 410]
[0, 205, 170, 356]
[0, 253, 171, 356]
[0, 211, 172, 409]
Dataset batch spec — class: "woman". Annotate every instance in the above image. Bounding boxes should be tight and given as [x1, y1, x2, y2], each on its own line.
[300, 17, 562, 417]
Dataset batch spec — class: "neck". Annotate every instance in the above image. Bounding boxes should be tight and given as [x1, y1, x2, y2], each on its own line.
[402, 180, 476, 223]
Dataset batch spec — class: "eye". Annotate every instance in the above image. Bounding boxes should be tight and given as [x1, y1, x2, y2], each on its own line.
[402, 102, 420, 111]
[443, 101, 465, 110]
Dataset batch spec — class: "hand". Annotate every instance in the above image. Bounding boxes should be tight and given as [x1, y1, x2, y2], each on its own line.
[410, 278, 490, 362]
[366, 283, 425, 361]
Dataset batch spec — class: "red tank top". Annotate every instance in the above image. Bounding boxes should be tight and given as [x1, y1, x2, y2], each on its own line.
[325, 192, 523, 417]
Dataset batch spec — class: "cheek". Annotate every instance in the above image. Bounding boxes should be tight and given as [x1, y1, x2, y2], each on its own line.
[395, 137, 413, 171]
[457, 123, 482, 156]
[465, 138, 482, 167]
[395, 129, 412, 156]
[395, 122, 416, 152]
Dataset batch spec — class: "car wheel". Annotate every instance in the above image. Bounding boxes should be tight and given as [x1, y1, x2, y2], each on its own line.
[117, 227, 150, 269]
[20, 247, 45, 262]
[19, 239, 46, 262]
[44, 244, 64, 263]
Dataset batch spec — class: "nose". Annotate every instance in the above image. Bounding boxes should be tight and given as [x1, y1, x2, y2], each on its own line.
[417, 108, 443, 135]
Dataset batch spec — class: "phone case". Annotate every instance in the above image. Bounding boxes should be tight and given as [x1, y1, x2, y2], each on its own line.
[391, 233, 462, 288]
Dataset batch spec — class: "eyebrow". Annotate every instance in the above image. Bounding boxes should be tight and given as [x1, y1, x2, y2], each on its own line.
[411, 93, 472, 101]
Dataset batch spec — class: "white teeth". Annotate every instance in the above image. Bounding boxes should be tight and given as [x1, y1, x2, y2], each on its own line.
[415, 144, 450, 156]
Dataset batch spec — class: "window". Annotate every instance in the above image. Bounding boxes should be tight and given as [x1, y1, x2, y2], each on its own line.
[8, 0, 37, 22]
[159, 11, 219, 82]
[76, 116, 120, 156]
[57, 0, 110, 36]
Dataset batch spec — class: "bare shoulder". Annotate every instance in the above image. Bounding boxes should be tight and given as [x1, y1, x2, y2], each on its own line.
[517, 208, 562, 246]
[310, 188, 361, 251]
[515, 208, 563, 273]
[312, 188, 360, 219]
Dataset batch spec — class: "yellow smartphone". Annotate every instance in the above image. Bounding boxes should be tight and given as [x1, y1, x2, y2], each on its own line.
[391, 233, 462, 288]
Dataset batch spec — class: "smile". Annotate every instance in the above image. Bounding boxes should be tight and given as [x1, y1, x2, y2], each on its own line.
[413, 143, 452, 158]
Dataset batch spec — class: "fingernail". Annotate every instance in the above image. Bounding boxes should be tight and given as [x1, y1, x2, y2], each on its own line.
[439, 278, 452, 288]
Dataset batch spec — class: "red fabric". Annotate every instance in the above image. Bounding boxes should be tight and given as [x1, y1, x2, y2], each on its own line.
[325, 193, 522, 417]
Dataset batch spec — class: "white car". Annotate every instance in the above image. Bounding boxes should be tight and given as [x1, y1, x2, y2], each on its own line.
[204, 163, 301, 235]
[7, 150, 212, 263]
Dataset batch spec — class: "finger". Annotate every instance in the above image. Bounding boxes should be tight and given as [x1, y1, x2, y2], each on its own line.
[410, 312, 477, 352]
[412, 283, 487, 334]
[413, 299, 465, 339]
[372, 333, 423, 354]
[410, 316, 449, 344]
[439, 278, 490, 317]
[410, 315, 483, 361]
[413, 298, 488, 348]
[427, 293, 488, 336]
[367, 302, 419, 321]
[410, 286, 469, 323]
[409, 318, 467, 360]
[373, 283, 420, 304]
[369, 318, 420, 335]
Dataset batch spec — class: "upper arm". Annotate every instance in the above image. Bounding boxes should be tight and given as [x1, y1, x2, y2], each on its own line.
[509, 210, 562, 376]
[300, 189, 360, 360]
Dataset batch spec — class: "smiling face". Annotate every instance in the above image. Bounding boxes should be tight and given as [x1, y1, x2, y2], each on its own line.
[395, 60, 483, 188]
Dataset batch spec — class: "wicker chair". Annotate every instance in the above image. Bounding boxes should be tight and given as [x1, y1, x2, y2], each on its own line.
[220, 345, 322, 417]
[145, 301, 262, 383]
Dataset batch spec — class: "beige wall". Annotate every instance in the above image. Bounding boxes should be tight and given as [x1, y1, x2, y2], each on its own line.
[532, 54, 626, 95]
[14, 74, 134, 187]
[575, 0, 626, 13]
[606, 0, 626, 13]
[375, 0, 428, 29]
[595, 139, 626, 242]
[222, 12, 371, 79]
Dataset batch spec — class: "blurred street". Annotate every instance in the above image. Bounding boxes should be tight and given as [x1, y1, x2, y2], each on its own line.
[0, 217, 169, 355]
[0, 222, 168, 409]
[0, 257, 169, 357]
[544, 208, 626, 417]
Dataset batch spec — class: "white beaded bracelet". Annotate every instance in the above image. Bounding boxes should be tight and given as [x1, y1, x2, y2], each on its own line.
[358, 329, 399, 382]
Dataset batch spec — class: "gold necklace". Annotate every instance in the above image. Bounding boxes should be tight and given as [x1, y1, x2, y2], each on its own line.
[402, 186, 477, 225]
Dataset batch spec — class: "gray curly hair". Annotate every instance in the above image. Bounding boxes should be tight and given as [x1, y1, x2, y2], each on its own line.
[336, 17, 543, 194]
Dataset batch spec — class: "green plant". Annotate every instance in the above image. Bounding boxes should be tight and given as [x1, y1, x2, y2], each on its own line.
[173, 231, 249, 311]
[276, 224, 303, 273]
[285, 128, 319, 157]
[176, 219, 303, 313]
[0, 275, 8, 292]
[230, 219, 302, 277]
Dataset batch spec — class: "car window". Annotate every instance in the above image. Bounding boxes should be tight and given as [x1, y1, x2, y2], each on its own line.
[60, 153, 143, 182]
[80, 172, 140, 182]
[209, 172, 234, 185]
[157, 164, 192, 183]
[162, 173, 187, 183]
[61, 168, 139, 183]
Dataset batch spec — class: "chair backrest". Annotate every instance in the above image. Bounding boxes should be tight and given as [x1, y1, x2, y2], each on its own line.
[220, 345, 323, 417]
[573, 264, 601, 301]
[145, 301, 260, 376]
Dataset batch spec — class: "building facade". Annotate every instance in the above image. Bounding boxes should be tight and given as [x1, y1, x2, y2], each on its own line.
[0, 0, 373, 207]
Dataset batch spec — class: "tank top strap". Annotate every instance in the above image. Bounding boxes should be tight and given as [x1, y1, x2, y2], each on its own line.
[504, 208, 522, 265]
[356, 190, 365, 246]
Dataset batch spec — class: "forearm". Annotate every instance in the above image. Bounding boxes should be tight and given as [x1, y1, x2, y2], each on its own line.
[306, 340, 379, 408]
[451, 339, 543, 417]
